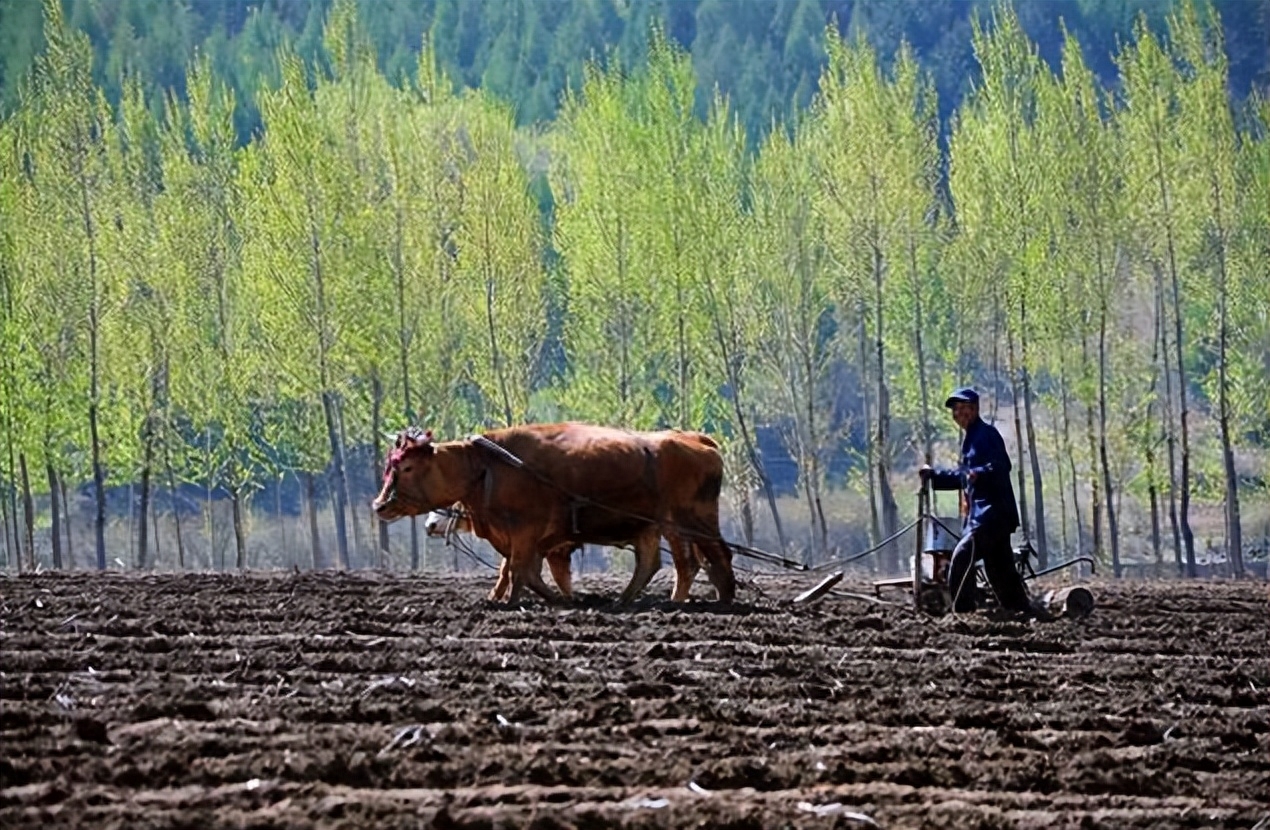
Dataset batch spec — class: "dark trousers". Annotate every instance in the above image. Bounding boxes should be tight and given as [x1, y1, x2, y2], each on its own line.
[948, 527, 1031, 613]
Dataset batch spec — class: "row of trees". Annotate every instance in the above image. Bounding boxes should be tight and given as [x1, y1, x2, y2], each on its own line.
[0, 0, 1265, 578]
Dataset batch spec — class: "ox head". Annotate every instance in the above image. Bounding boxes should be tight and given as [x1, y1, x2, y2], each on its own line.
[423, 506, 473, 538]
[373, 427, 446, 522]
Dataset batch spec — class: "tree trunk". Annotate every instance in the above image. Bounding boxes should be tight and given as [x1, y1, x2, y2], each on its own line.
[137, 418, 154, 570]
[308, 194, 350, 569]
[231, 486, 247, 569]
[1, 475, 13, 571]
[127, 481, 134, 564]
[321, 391, 351, 569]
[392, 201, 421, 573]
[151, 484, 162, 569]
[740, 491, 755, 547]
[1019, 306, 1047, 567]
[46, 462, 63, 569]
[69, 136, 108, 572]
[304, 471, 323, 569]
[736, 405, 786, 554]
[1169, 260, 1196, 576]
[699, 256, 788, 554]
[873, 244, 899, 574]
[1050, 404, 1070, 559]
[276, 476, 288, 568]
[1153, 263, 1184, 574]
[90, 395, 107, 570]
[164, 439, 185, 570]
[1061, 378, 1084, 558]
[801, 254, 828, 562]
[1212, 208, 1243, 577]
[858, 305, 882, 562]
[1148, 468, 1162, 575]
[875, 384, 899, 573]
[6, 427, 22, 572]
[19, 452, 35, 571]
[336, 395, 363, 568]
[372, 372, 390, 568]
[989, 293, 1001, 422]
[485, 273, 515, 427]
[908, 237, 933, 466]
[800, 449, 817, 560]
[1146, 266, 1165, 575]
[1006, 326, 1031, 547]
[205, 428, 217, 570]
[1158, 193, 1196, 576]
[1082, 327, 1102, 568]
[1085, 402, 1102, 568]
[60, 475, 74, 569]
[1097, 253, 1121, 579]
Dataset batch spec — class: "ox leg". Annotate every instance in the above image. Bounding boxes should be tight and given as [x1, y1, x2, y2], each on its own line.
[618, 528, 662, 606]
[490, 557, 513, 601]
[667, 534, 700, 603]
[546, 547, 574, 599]
[514, 549, 563, 604]
[700, 538, 736, 604]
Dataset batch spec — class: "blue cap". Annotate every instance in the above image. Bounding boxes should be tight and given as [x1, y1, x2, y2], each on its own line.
[944, 387, 980, 408]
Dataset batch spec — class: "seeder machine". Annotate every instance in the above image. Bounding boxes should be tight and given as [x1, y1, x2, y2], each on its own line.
[866, 483, 1096, 618]
[797, 482, 1096, 617]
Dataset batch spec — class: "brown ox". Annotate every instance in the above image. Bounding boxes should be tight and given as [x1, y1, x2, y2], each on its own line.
[424, 507, 578, 599]
[373, 423, 735, 604]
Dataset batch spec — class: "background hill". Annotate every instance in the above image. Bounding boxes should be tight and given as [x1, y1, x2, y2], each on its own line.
[2, 0, 1268, 145]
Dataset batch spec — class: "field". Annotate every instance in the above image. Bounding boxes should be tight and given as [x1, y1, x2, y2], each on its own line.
[2, 569, 1267, 829]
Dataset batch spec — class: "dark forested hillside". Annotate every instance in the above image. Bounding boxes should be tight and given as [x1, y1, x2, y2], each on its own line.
[2, 0, 1267, 144]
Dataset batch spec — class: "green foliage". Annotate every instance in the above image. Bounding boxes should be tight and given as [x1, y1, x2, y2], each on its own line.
[2, 0, 1268, 570]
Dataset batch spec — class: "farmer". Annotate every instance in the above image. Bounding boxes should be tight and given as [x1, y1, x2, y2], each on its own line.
[919, 387, 1036, 617]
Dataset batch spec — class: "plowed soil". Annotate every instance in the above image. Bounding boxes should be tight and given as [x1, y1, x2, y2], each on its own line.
[2, 570, 1267, 829]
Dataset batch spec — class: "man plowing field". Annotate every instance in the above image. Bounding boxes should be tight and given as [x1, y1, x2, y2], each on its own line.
[919, 387, 1041, 618]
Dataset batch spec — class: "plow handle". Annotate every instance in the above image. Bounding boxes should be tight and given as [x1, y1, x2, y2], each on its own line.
[913, 483, 929, 609]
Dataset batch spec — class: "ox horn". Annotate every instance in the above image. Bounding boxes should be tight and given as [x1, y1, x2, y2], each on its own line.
[400, 426, 434, 447]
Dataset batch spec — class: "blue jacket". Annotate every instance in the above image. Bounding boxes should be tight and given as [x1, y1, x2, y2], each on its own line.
[929, 416, 1020, 535]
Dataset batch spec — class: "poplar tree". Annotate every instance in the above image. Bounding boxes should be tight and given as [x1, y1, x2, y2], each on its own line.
[1173, 0, 1243, 576]
[815, 32, 943, 571]
[29, 0, 116, 570]
[1049, 30, 1128, 576]
[106, 77, 171, 570]
[247, 51, 357, 569]
[1117, 15, 1199, 575]
[160, 58, 257, 569]
[749, 122, 835, 559]
[950, 6, 1051, 564]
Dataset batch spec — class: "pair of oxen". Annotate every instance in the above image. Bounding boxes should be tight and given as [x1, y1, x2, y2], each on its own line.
[372, 422, 736, 605]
